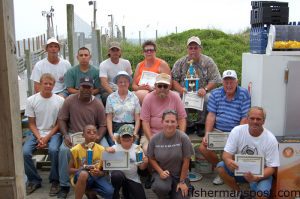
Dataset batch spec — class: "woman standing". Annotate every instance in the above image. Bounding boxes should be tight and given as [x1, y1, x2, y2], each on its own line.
[132, 40, 170, 103]
[106, 71, 140, 145]
[147, 110, 194, 199]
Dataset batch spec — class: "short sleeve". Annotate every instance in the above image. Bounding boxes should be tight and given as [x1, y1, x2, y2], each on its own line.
[24, 97, 35, 117]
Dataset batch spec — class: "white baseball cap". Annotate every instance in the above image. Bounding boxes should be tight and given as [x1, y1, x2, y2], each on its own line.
[222, 70, 237, 79]
[187, 36, 201, 46]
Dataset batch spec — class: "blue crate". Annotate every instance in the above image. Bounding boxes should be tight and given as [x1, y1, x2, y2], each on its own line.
[250, 25, 270, 54]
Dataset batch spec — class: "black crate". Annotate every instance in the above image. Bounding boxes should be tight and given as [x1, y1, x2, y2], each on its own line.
[251, 1, 288, 9]
[251, 7, 289, 25]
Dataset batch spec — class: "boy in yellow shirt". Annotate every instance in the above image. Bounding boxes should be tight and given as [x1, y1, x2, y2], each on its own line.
[69, 124, 114, 199]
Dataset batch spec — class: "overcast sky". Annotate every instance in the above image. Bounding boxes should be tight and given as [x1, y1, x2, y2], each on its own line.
[13, 0, 300, 41]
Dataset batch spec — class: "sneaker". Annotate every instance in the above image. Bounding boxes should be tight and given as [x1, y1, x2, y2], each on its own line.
[26, 182, 41, 195]
[213, 175, 224, 185]
[144, 175, 153, 189]
[57, 186, 70, 199]
[49, 181, 60, 196]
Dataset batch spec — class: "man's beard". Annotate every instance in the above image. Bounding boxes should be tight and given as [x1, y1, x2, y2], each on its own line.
[157, 92, 167, 98]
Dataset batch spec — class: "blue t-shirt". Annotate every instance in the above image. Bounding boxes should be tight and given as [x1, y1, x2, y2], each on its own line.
[207, 86, 251, 132]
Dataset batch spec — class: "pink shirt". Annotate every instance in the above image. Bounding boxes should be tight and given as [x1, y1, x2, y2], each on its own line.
[140, 90, 187, 135]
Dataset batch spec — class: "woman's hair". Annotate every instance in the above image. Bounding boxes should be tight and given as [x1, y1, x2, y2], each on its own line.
[162, 109, 178, 120]
[142, 40, 157, 51]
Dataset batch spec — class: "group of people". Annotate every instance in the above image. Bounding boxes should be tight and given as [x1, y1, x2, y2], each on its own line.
[22, 36, 279, 199]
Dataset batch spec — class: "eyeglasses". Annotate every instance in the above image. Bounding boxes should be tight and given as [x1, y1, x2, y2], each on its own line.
[144, 48, 155, 53]
[156, 84, 169, 89]
[188, 46, 199, 50]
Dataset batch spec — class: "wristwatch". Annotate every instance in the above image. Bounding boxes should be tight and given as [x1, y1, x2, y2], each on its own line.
[180, 179, 186, 184]
[204, 87, 209, 92]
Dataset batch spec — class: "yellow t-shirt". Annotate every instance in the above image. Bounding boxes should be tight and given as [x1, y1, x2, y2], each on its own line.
[70, 143, 104, 183]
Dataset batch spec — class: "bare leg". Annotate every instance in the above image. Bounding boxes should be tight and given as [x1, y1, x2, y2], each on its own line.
[199, 144, 219, 167]
[75, 171, 89, 199]
[216, 167, 240, 191]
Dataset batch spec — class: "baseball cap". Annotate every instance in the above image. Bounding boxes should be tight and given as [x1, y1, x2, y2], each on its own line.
[79, 76, 93, 87]
[187, 36, 201, 46]
[155, 73, 171, 85]
[222, 70, 237, 79]
[118, 124, 134, 137]
[109, 41, 121, 50]
[113, 71, 132, 84]
[45, 37, 60, 49]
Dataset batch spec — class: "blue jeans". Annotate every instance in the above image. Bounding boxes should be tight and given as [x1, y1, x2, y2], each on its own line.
[74, 170, 114, 199]
[23, 132, 62, 184]
[217, 161, 273, 197]
[59, 136, 109, 187]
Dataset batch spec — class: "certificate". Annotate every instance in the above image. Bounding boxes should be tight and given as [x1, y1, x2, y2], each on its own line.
[102, 151, 130, 170]
[138, 71, 158, 88]
[207, 132, 229, 150]
[182, 93, 204, 111]
[70, 132, 84, 146]
[234, 154, 264, 177]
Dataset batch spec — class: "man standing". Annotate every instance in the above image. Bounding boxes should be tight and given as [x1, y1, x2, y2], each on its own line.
[171, 36, 222, 131]
[199, 70, 251, 185]
[57, 76, 108, 198]
[30, 37, 71, 97]
[140, 73, 187, 152]
[23, 73, 64, 196]
[64, 47, 101, 98]
[216, 107, 279, 199]
[99, 41, 132, 105]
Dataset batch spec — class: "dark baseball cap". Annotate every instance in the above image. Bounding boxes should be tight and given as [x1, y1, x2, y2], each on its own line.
[80, 76, 93, 87]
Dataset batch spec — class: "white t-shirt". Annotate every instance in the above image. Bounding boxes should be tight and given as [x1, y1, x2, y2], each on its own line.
[99, 58, 132, 91]
[25, 93, 64, 137]
[224, 124, 280, 168]
[112, 143, 141, 183]
[30, 57, 71, 93]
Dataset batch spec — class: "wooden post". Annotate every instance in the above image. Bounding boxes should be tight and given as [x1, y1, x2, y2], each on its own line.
[96, 29, 103, 63]
[27, 38, 30, 52]
[67, 4, 75, 65]
[17, 41, 20, 57]
[32, 38, 35, 51]
[23, 39, 26, 54]
[139, 31, 141, 46]
[156, 30, 158, 40]
[0, 0, 25, 197]
[122, 26, 126, 41]
[25, 50, 33, 96]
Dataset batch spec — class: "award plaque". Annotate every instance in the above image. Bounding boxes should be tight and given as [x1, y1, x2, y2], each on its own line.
[70, 132, 85, 146]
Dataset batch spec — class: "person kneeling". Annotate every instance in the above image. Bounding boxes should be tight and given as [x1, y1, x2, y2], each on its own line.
[69, 124, 114, 199]
[106, 124, 148, 199]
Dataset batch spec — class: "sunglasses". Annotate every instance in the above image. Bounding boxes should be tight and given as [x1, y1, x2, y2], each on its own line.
[157, 84, 169, 89]
[188, 46, 199, 50]
[144, 48, 155, 53]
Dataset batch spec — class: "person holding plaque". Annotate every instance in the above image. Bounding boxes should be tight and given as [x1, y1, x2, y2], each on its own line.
[57, 76, 108, 198]
[106, 124, 148, 199]
[147, 110, 194, 199]
[132, 40, 171, 104]
[199, 69, 251, 185]
[106, 71, 141, 145]
[23, 73, 64, 195]
[99, 41, 132, 105]
[171, 36, 222, 134]
[216, 107, 280, 199]
[69, 124, 114, 199]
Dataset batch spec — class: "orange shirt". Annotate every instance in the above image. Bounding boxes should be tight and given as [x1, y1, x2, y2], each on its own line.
[135, 58, 161, 84]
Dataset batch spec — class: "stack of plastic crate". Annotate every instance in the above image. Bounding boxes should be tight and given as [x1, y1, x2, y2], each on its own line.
[250, 1, 289, 54]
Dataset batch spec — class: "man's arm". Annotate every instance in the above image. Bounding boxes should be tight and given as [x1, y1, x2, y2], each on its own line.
[100, 77, 113, 94]
[244, 167, 276, 183]
[222, 151, 238, 172]
[142, 120, 153, 141]
[67, 87, 79, 95]
[106, 113, 114, 140]
[97, 126, 107, 143]
[172, 80, 185, 95]
[178, 118, 186, 133]
[28, 117, 41, 140]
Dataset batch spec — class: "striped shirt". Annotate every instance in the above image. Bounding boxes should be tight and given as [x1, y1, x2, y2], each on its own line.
[207, 86, 251, 132]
